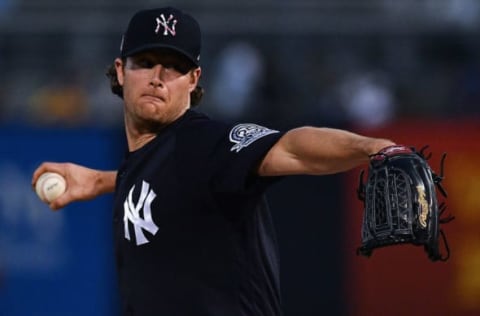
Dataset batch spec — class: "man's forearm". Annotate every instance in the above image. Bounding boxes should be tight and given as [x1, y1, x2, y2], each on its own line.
[288, 126, 394, 174]
[259, 126, 395, 176]
[96, 170, 118, 195]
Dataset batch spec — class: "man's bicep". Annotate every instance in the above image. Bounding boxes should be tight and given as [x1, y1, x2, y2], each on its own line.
[257, 135, 304, 177]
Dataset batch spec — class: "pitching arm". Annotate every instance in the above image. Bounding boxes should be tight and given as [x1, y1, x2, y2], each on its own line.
[32, 162, 117, 210]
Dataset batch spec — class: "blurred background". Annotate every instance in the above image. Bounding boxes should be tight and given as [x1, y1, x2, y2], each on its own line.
[0, 0, 479, 315]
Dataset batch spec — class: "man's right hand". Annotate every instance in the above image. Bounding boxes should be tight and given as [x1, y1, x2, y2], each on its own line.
[32, 162, 117, 210]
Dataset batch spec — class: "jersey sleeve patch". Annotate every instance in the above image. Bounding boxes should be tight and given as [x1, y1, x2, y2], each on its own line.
[229, 123, 279, 153]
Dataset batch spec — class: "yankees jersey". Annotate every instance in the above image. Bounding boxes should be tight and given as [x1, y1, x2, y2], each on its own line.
[113, 109, 284, 316]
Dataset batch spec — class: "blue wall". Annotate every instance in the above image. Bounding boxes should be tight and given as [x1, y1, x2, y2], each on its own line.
[0, 127, 124, 316]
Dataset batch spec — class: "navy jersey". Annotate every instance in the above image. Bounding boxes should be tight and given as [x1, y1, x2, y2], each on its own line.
[113, 110, 285, 316]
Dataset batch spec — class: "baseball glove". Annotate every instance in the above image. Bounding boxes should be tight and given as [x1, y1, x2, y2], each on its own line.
[356, 145, 454, 262]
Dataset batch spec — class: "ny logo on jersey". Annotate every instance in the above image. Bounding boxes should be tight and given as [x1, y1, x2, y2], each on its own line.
[155, 14, 177, 36]
[123, 181, 159, 245]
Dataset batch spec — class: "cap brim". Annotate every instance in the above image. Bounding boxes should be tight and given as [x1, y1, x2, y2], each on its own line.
[121, 44, 199, 66]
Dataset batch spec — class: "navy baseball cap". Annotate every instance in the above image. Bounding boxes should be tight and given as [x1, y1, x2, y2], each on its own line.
[120, 7, 201, 66]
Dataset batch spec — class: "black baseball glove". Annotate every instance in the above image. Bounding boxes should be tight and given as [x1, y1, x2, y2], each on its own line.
[356, 145, 454, 262]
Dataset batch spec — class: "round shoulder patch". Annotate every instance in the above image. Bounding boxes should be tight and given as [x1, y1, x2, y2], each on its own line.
[229, 123, 279, 153]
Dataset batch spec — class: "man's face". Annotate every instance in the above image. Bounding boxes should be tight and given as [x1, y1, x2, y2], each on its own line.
[115, 49, 201, 130]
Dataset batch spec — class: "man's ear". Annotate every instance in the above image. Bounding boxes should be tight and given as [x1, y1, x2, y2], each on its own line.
[115, 58, 125, 86]
[189, 67, 202, 92]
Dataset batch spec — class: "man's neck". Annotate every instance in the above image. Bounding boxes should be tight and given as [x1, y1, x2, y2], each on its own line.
[126, 132, 157, 152]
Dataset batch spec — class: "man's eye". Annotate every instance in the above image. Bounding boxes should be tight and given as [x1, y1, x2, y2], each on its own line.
[129, 57, 191, 74]
[169, 63, 190, 74]
[163, 62, 186, 71]
[137, 60, 154, 68]
[162, 63, 175, 70]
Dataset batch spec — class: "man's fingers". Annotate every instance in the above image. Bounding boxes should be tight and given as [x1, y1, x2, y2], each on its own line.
[31, 162, 66, 186]
[48, 192, 71, 210]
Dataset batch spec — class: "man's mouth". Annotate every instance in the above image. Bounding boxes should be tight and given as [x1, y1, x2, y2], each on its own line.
[141, 94, 165, 102]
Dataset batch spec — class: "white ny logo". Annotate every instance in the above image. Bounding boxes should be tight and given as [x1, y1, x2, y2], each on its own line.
[123, 181, 159, 245]
[155, 14, 177, 36]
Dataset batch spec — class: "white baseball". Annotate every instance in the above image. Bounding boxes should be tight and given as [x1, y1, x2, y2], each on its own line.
[35, 172, 67, 203]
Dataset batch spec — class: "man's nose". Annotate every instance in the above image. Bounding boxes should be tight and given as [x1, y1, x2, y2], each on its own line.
[150, 64, 163, 87]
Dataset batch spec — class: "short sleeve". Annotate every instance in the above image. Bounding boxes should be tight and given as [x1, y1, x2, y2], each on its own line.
[209, 123, 285, 194]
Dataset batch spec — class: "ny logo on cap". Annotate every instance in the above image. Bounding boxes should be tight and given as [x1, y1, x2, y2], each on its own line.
[155, 14, 177, 36]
